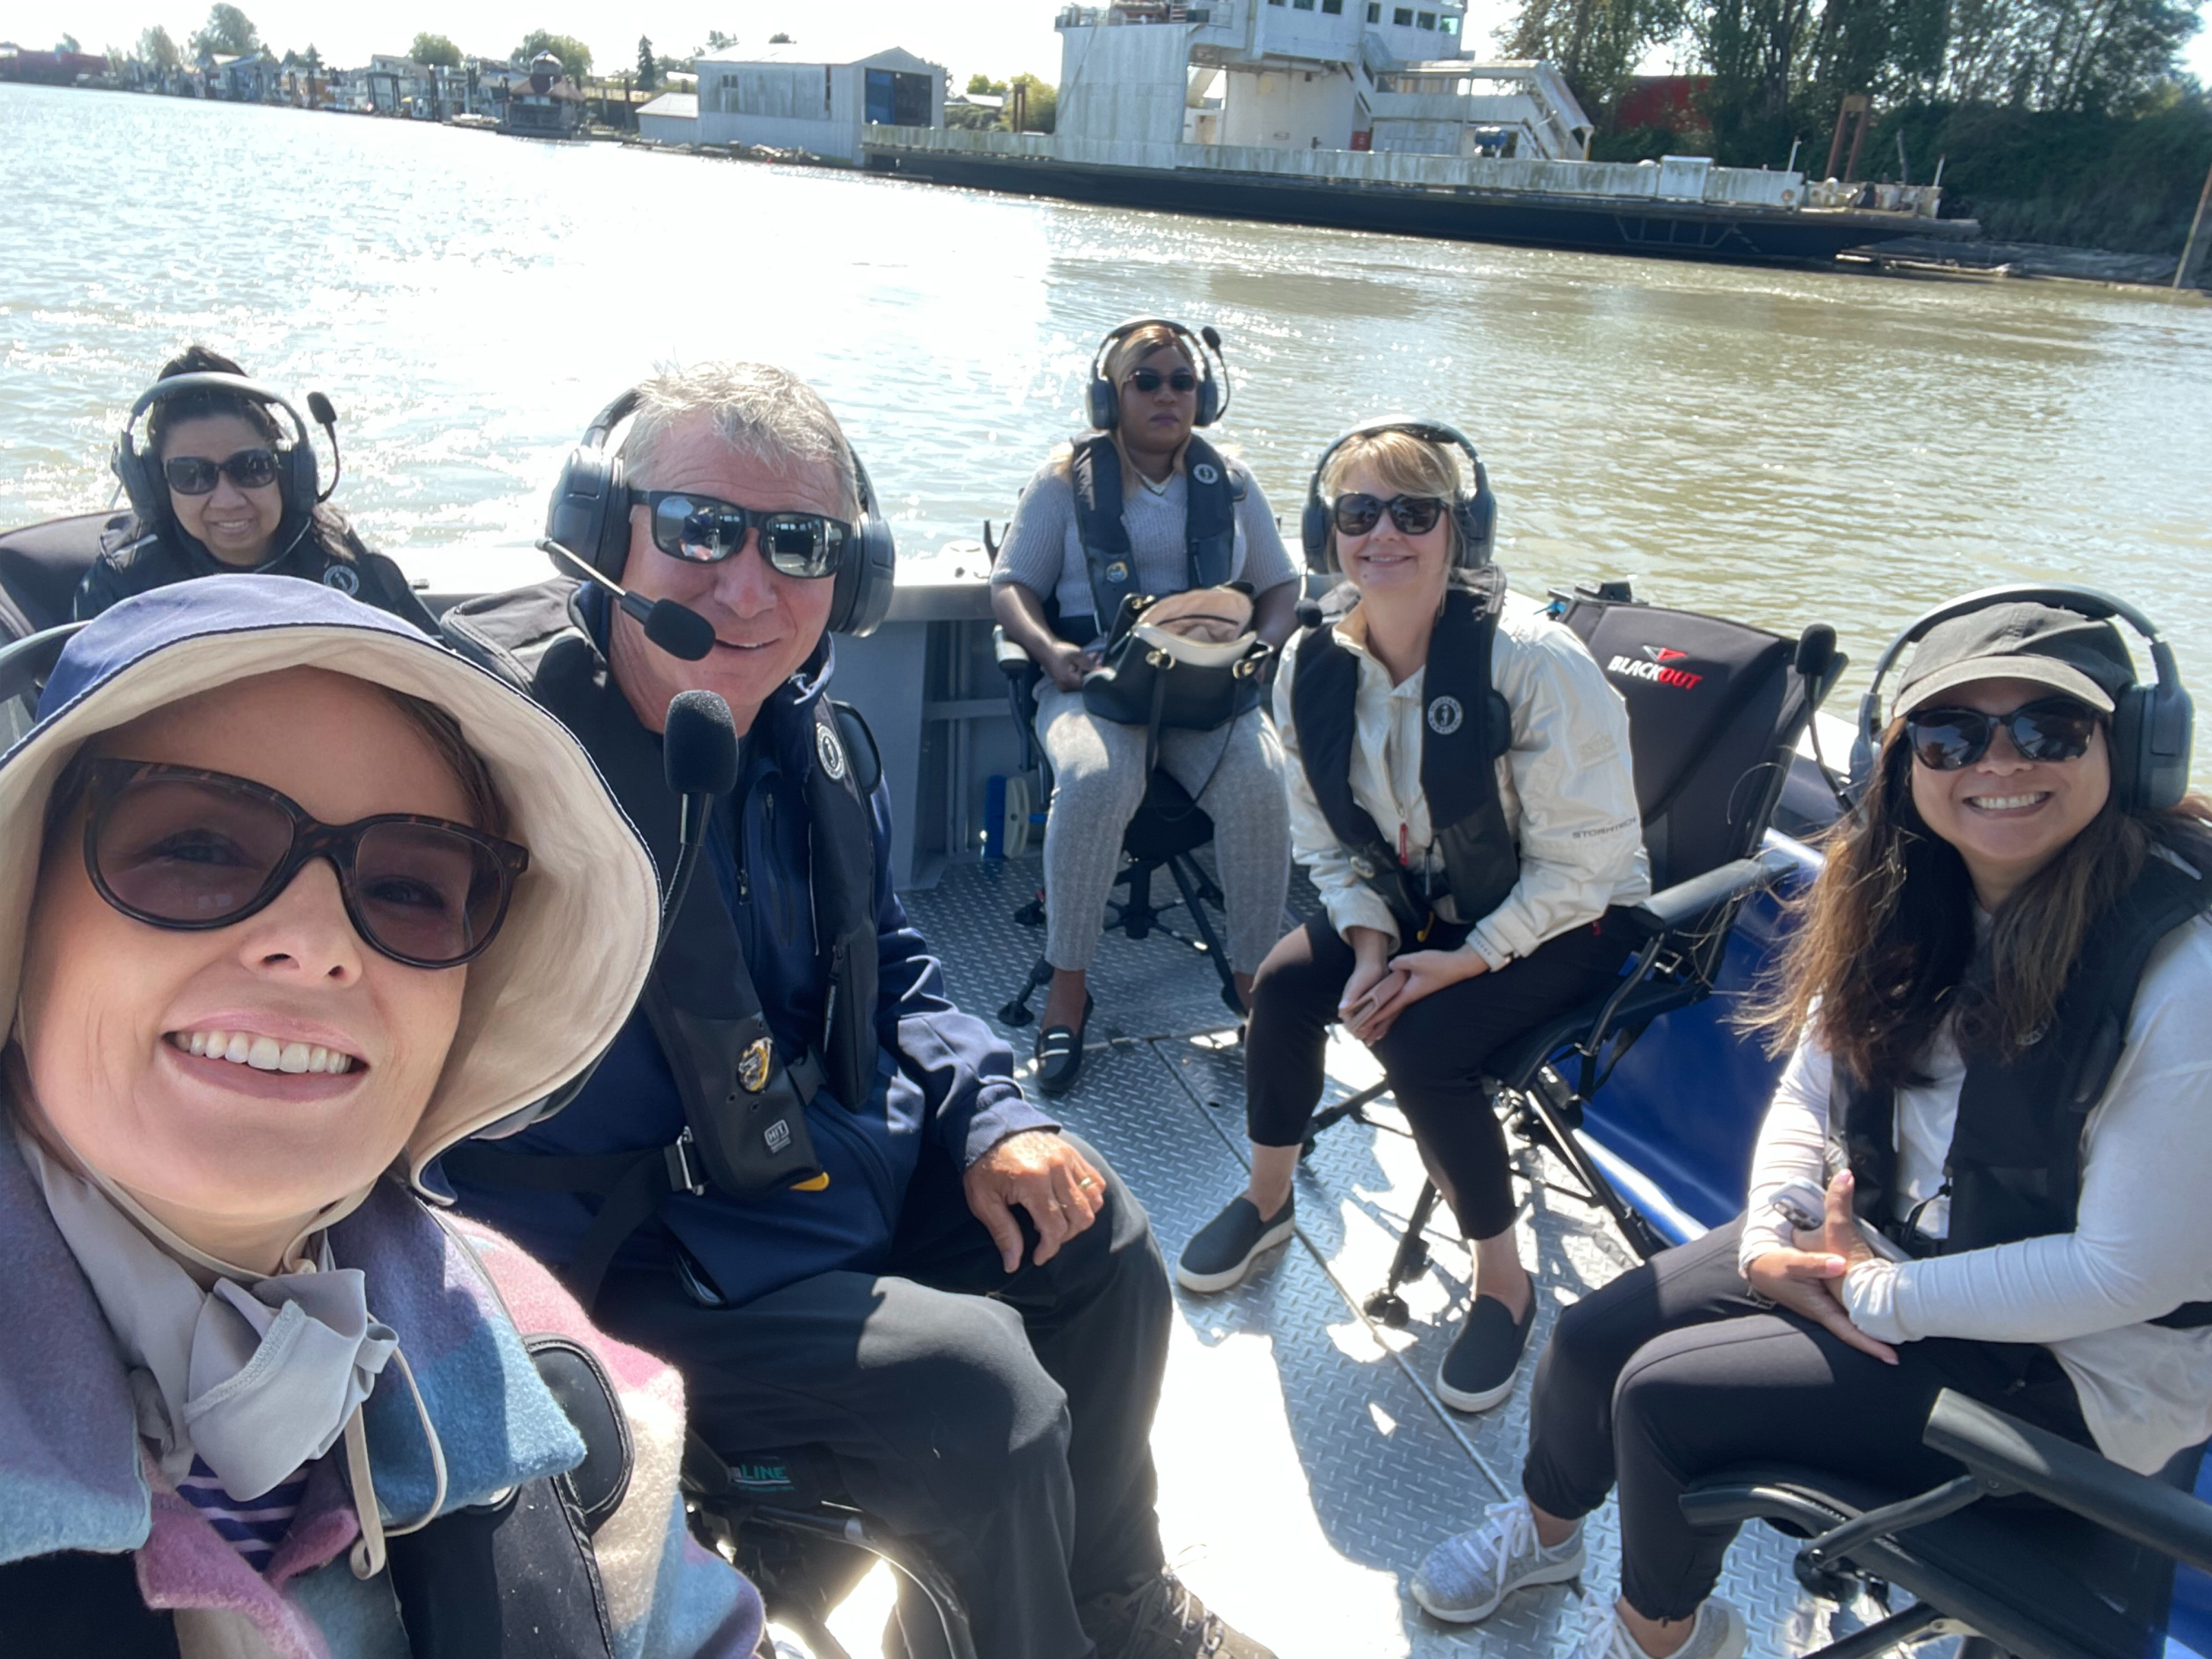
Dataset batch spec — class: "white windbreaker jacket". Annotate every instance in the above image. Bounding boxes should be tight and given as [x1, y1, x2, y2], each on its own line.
[1274, 596, 1651, 968]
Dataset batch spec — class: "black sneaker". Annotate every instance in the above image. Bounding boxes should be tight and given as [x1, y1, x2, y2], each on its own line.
[1175, 1194, 1295, 1293]
[1080, 1570, 1276, 1658]
[1435, 1294, 1535, 1413]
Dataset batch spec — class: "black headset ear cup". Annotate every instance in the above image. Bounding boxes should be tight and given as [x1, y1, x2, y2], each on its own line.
[545, 443, 630, 581]
[2111, 680, 2194, 813]
[1457, 462, 1497, 569]
[1300, 499, 1333, 571]
[1194, 377, 1220, 428]
[283, 440, 318, 514]
[1086, 377, 1119, 433]
[831, 452, 898, 637]
[113, 434, 166, 528]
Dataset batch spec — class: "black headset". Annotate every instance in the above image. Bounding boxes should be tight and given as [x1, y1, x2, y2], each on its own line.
[544, 388, 898, 639]
[1300, 417, 1496, 574]
[112, 373, 323, 535]
[1086, 318, 1232, 433]
[1849, 583, 2193, 815]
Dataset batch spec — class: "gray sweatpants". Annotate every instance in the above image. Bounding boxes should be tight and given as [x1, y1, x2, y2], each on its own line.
[1034, 680, 1291, 976]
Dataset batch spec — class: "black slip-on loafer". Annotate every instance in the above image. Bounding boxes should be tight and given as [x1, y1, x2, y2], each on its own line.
[1175, 1193, 1296, 1293]
[1436, 1293, 1536, 1413]
[1032, 994, 1093, 1097]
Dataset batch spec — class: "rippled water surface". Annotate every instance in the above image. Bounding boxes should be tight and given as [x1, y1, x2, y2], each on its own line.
[7, 82, 2210, 720]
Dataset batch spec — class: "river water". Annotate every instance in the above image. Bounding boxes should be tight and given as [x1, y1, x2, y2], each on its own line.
[7, 81, 2210, 730]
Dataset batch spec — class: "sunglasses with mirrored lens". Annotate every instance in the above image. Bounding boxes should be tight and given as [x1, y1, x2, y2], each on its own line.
[80, 760, 529, 969]
[1903, 698, 2100, 772]
[162, 448, 280, 496]
[1128, 368, 1198, 394]
[638, 490, 852, 579]
[1331, 493, 1447, 538]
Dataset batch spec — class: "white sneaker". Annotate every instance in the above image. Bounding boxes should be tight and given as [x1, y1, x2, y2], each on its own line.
[1410, 1497, 1585, 1623]
[1570, 1597, 1748, 1659]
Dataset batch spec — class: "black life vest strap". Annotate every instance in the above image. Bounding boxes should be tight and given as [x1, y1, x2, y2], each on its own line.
[1066, 433, 1238, 637]
[1289, 583, 1517, 939]
[1839, 850, 2212, 1331]
[437, 584, 877, 1300]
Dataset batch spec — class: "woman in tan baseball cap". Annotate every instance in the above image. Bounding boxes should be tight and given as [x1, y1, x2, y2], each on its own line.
[1412, 592, 2212, 1659]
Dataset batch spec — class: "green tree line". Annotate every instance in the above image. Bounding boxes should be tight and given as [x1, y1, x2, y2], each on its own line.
[1514, 0, 2209, 250]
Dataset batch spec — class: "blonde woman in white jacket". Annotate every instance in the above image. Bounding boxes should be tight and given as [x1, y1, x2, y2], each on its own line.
[1176, 421, 1649, 1418]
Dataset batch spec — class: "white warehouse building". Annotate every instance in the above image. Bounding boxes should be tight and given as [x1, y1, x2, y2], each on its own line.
[693, 42, 945, 161]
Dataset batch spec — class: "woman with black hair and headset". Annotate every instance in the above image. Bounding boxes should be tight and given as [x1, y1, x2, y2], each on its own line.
[1177, 420, 1650, 1413]
[1410, 591, 2212, 1659]
[78, 346, 434, 631]
[991, 319, 1301, 1094]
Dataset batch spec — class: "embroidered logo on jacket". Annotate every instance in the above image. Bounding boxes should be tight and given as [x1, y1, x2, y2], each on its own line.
[1426, 695, 1465, 735]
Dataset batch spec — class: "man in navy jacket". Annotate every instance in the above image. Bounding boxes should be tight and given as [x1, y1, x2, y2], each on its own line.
[442, 363, 1272, 1659]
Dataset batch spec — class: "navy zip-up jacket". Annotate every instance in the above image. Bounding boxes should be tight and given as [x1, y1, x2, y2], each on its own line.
[449, 590, 1056, 1308]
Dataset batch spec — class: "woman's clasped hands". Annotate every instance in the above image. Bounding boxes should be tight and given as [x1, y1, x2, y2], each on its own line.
[1337, 925, 1489, 1043]
[1744, 1170, 1898, 1364]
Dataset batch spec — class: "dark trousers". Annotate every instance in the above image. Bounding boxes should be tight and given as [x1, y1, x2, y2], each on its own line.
[1520, 1217, 2092, 1621]
[596, 1133, 1172, 1659]
[1243, 914, 1631, 1240]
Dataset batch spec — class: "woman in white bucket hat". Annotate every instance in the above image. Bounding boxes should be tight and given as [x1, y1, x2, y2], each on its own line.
[0, 575, 762, 1658]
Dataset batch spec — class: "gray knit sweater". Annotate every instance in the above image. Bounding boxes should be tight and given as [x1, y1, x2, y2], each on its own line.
[990, 451, 1296, 627]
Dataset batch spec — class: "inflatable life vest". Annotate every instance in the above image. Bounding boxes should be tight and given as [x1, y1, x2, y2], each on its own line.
[437, 580, 881, 1302]
[1833, 850, 2212, 1330]
[1063, 432, 1239, 642]
[1289, 583, 1517, 940]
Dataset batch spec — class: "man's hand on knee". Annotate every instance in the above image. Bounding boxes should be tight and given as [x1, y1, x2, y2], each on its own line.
[964, 1130, 1105, 1272]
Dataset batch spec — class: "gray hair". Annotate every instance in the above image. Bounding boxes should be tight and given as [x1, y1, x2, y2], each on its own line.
[619, 362, 860, 519]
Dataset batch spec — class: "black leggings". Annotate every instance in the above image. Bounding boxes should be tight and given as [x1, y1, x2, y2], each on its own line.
[1520, 1218, 2093, 1622]
[1243, 914, 1630, 1242]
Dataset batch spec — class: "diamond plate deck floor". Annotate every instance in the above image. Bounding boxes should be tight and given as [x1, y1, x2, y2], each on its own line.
[783, 858, 1889, 1659]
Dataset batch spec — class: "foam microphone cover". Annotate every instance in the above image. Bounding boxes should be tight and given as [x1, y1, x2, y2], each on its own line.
[306, 391, 337, 428]
[1294, 598, 1324, 631]
[644, 598, 716, 662]
[664, 690, 740, 798]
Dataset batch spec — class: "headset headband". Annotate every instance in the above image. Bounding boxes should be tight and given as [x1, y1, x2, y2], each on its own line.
[1302, 416, 1494, 572]
[1848, 580, 2188, 810]
[1309, 416, 1483, 488]
[1090, 317, 1231, 426]
[1859, 583, 2169, 707]
[123, 372, 313, 452]
[582, 388, 642, 449]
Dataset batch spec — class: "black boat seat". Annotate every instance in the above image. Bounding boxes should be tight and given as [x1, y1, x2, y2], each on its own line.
[1681, 1391, 2212, 1659]
[0, 510, 117, 640]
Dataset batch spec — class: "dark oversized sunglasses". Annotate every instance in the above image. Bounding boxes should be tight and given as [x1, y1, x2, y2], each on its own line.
[1331, 493, 1447, 538]
[636, 490, 853, 579]
[78, 760, 529, 970]
[1903, 697, 2101, 772]
[1127, 367, 1197, 394]
[163, 448, 280, 495]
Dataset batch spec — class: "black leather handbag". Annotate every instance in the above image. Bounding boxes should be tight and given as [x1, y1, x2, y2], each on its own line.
[1080, 585, 1272, 749]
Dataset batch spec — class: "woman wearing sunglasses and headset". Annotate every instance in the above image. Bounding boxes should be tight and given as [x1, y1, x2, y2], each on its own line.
[992, 321, 1300, 1094]
[1411, 599, 2212, 1659]
[76, 346, 435, 633]
[0, 577, 762, 1656]
[1178, 424, 1649, 1417]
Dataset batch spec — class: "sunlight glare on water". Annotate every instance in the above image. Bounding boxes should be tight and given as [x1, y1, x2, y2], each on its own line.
[5, 82, 2209, 721]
